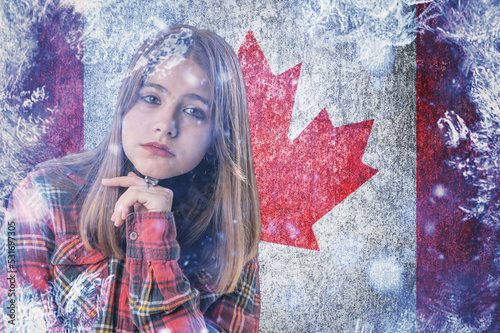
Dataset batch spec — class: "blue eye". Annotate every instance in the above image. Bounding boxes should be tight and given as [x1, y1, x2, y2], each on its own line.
[141, 95, 161, 105]
[184, 107, 206, 120]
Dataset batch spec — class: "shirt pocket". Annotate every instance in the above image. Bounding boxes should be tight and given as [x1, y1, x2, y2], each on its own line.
[51, 234, 108, 330]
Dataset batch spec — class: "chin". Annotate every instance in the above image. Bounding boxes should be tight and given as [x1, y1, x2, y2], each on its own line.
[147, 172, 175, 180]
[134, 166, 170, 180]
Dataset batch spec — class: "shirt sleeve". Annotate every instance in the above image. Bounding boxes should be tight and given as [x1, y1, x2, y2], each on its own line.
[125, 212, 260, 332]
[0, 173, 65, 332]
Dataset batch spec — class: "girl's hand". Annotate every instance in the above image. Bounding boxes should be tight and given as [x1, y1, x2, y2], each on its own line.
[102, 172, 173, 227]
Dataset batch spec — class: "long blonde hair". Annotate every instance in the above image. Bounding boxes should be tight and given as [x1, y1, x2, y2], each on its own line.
[40, 25, 261, 293]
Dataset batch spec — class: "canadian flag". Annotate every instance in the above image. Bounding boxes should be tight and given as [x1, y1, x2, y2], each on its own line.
[1, 0, 499, 331]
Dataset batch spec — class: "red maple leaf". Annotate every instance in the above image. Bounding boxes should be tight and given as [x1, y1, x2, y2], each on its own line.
[238, 31, 378, 250]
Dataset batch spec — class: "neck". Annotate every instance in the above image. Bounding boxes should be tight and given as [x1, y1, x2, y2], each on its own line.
[132, 166, 193, 212]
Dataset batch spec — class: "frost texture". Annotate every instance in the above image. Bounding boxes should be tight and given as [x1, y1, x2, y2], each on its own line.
[7, 274, 103, 332]
[0, 0, 82, 218]
[53, 272, 102, 330]
[10, 288, 52, 332]
[297, 0, 419, 89]
[421, 0, 500, 331]
[138, 28, 192, 78]
[429, 0, 500, 229]
[1, 0, 418, 331]
[0, 0, 55, 218]
[417, 279, 499, 332]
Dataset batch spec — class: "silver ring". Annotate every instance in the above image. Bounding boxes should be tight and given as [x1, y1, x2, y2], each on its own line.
[144, 176, 159, 189]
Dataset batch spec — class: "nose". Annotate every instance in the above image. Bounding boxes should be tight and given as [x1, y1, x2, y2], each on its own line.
[154, 104, 178, 137]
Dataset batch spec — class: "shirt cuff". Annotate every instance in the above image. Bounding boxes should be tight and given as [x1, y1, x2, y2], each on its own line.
[125, 211, 180, 261]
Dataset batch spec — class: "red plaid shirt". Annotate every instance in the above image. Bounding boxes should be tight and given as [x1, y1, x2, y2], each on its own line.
[1, 168, 260, 332]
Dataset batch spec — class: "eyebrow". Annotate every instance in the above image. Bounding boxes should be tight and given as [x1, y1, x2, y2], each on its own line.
[142, 83, 211, 108]
[142, 83, 168, 94]
[185, 93, 211, 109]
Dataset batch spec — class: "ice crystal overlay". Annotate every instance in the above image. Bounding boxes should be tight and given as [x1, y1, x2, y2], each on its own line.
[437, 110, 469, 149]
[0, 0, 418, 331]
[140, 28, 192, 78]
[6, 274, 102, 332]
[292, 0, 421, 131]
[0, 0, 52, 219]
[421, 0, 500, 331]
[53, 272, 102, 330]
[0, 0, 83, 218]
[297, 0, 417, 76]
[10, 288, 52, 332]
[417, 279, 498, 332]
[430, 0, 500, 230]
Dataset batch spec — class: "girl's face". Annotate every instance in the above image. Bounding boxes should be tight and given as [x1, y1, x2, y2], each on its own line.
[122, 58, 214, 179]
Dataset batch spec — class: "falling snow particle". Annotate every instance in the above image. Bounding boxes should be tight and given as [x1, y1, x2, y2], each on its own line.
[367, 255, 403, 294]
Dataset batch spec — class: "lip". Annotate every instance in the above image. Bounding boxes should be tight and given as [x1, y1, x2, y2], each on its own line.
[141, 142, 175, 158]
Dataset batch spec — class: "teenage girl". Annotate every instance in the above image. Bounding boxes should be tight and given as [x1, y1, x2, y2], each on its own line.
[1, 24, 261, 332]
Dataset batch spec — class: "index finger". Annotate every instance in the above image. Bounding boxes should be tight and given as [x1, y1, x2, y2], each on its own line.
[102, 173, 143, 188]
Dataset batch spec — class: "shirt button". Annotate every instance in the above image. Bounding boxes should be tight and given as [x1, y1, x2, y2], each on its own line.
[129, 231, 138, 241]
